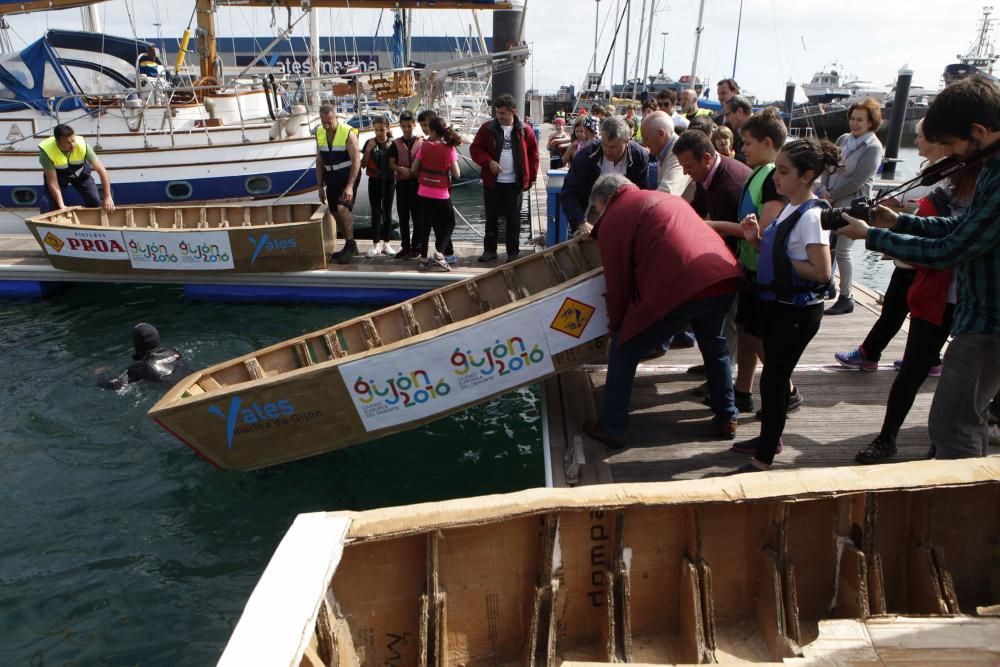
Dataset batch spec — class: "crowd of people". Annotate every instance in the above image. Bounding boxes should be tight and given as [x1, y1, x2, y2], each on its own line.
[573, 76, 1000, 474]
[319, 94, 539, 271]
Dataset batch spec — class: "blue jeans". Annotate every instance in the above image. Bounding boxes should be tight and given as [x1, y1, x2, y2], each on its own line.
[600, 292, 737, 438]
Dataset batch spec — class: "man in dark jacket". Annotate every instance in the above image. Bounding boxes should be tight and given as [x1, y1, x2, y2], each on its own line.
[97, 323, 191, 390]
[673, 129, 751, 229]
[581, 175, 745, 450]
[561, 117, 650, 233]
[470, 94, 540, 262]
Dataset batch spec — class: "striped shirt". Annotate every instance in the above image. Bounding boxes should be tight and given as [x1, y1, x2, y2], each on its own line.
[865, 151, 1000, 336]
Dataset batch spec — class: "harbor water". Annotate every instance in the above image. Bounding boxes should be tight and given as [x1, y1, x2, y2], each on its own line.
[0, 148, 921, 664]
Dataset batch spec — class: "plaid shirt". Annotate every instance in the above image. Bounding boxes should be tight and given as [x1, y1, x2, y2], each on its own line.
[866, 151, 1000, 336]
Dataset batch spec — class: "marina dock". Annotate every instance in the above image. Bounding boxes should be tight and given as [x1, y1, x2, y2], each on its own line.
[0, 175, 550, 301]
[544, 283, 944, 487]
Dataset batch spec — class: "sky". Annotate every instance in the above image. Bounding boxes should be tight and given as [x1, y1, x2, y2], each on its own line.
[2, 0, 992, 102]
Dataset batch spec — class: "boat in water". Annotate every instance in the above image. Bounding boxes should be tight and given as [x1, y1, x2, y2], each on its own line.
[148, 238, 608, 470]
[25, 202, 328, 274]
[216, 457, 1000, 666]
[943, 5, 999, 85]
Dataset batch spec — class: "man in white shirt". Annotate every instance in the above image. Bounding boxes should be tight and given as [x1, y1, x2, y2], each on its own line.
[640, 111, 693, 200]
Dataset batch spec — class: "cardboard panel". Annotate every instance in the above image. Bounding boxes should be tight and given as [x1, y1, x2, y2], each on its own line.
[553, 510, 616, 660]
[332, 535, 425, 667]
[833, 543, 870, 620]
[437, 517, 542, 665]
[785, 498, 839, 623]
[696, 503, 769, 622]
[621, 507, 690, 639]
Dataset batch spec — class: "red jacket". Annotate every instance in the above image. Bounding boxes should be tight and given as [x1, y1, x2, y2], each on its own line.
[593, 184, 745, 343]
[469, 117, 539, 190]
[907, 195, 953, 325]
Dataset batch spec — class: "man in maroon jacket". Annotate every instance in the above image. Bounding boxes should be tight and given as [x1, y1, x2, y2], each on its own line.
[582, 174, 746, 449]
[470, 94, 540, 262]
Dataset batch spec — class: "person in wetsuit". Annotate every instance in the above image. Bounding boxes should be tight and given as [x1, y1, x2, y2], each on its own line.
[98, 323, 190, 390]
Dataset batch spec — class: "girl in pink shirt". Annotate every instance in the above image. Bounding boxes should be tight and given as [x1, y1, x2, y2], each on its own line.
[412, 116, 462, 270]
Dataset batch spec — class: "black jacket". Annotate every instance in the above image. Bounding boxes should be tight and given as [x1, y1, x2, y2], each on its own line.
[561, 140, 650, 228]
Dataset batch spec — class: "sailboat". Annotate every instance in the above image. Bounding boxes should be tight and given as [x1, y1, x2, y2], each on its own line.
[0, 1, 515, 234]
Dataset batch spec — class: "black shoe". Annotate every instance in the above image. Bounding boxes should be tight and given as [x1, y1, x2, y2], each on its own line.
[686, 364, 706, 375]
[692, 381, 709, 397]
[506, 251, 521, 262]
[639, 346, 667, 361]
[734, 390, 754, 414]
[669, 336, 696, 349]
[755, 388, 803, 419]
[335, 240, 358, 265]
[855, 433, 898, 465]
[582, 419, 626, 450]
[700, 390, 753, 414]
[825, 295, 854, 315]
[477, 251, 498, 263]
[824, 285, 838, 301]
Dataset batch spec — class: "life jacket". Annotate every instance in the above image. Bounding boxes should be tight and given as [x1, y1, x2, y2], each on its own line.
[757, 198, 831, 305]
[39, 135, 91, 187]
[316, 122, 356, 175]
[736, 163, 776, 272]
[392, 136, 423, 181]
[364, 138, 394, 179]
[418, 141, 453, 190]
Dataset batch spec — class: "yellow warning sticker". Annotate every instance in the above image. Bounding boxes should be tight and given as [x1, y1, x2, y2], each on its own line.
[550, 297, 596, 338]
[43, 231, 65, 253]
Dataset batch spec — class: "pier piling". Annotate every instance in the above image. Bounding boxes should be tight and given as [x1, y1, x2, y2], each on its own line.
[881, 65, 913, 180]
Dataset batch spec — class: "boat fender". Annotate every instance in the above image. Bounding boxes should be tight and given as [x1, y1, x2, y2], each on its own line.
[269, 115, 289, 141]
[285, 105, 309, 139]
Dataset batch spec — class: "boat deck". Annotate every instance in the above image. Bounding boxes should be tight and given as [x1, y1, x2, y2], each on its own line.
[543, 284, 988, 486]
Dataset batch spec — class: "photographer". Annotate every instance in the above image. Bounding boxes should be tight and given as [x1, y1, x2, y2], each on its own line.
[837, 75, 1000, 460]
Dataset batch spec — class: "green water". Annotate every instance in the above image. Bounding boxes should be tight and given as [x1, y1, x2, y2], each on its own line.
[0, 283, 543, 665]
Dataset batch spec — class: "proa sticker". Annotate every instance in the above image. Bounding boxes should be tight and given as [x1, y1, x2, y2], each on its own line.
[550, 297, 596, 338]
[43, 231, 65, 253]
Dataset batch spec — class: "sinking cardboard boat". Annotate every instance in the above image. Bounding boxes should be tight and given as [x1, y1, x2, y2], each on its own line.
[216, 458, 1000, 666]
[26, 203, 327, 274]
[148, 238, 608, 470]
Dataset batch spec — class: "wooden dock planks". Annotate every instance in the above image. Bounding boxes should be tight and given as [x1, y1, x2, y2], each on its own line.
[544, 282, 979, 485]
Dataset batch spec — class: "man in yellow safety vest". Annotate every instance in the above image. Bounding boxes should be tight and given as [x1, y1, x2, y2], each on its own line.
[38, 124, 115, 213]
[315, 105, 361, 263]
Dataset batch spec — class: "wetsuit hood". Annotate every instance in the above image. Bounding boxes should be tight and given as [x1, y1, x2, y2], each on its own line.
[132, 323, 160, 360]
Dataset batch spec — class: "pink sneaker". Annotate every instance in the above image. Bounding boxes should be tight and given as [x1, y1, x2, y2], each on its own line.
[893, 359, 943, 377]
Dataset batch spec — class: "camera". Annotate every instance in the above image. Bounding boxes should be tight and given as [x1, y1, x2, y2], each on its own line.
[820, 196, 873, 230]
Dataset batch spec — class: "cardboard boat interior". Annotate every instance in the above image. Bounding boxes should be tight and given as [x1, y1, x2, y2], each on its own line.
[31, 202, 323, 229]
[282, 461, 1000, 666]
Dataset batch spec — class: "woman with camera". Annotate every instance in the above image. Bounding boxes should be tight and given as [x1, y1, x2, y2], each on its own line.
[817, 98, 885, 315]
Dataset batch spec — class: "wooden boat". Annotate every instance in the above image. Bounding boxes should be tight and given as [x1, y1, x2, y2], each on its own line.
[25, 203, 328, 274]
[149, 238, 608, 470]
[217, 458, 1000, 666]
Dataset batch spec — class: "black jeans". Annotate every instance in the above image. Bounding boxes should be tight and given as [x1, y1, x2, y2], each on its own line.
[861, 267, 915, 361]
[419, 196, 456, 255]
[368, 177, 395, 243]
[483, 182, 524, 255]
[395, 179, 419, 252]
[881, 305, 954, 437]
[757, 301, 824, 465]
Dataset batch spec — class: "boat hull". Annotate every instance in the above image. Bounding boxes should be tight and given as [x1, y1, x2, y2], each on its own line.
[25, 203, 328, 274]
[218, 458, 1000, 666]
[148, 239, 608, 470]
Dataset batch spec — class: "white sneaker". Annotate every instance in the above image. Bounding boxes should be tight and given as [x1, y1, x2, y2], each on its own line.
[366, 241, 384, 258]
[381, 241, 397, 256]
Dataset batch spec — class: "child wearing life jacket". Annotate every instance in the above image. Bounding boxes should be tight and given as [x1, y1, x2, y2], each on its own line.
[389, 110, 423, 259]
[731, 138, 839, 473]
[361, 116, 397, 257]
[411, 116, 462, 271]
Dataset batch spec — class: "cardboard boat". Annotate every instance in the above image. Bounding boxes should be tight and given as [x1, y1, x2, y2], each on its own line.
[148, 238, 609, 470]
[25, 203, 327, 274]
[216, 458, 1000, 666]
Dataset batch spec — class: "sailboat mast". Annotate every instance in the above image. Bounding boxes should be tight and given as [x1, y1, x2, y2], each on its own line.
[196, 0, 218, 80]
[642, 0, 655, 89]
[623, 0, 630, 90]
[690, 0, 706, 87]
[630, 0, 646, 99]
[309, 6, 321, 108]
[81, 4, 102, 33]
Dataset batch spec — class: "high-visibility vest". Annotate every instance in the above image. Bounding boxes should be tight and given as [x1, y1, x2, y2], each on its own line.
[40, 135, 89, 178]
[316, 122, 356, 173]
